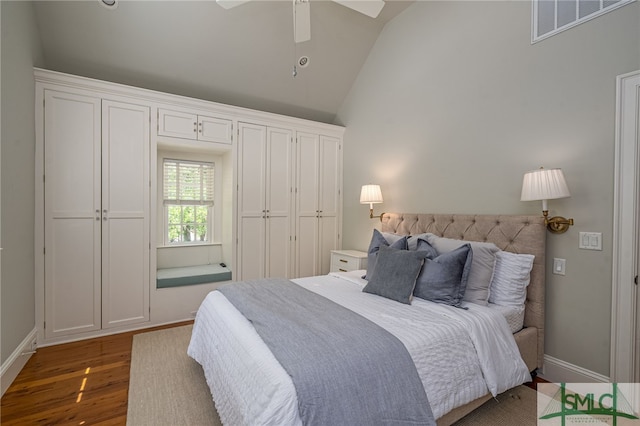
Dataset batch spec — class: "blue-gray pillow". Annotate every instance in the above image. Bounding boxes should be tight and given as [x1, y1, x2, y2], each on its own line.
[407, 233, 431, 251]
[424, 234, 499, 306]
[414, 237, 438, 259]
[413, 240, 472, 308]
[363, 245, 428, 304]
[364, 229, 408, 279]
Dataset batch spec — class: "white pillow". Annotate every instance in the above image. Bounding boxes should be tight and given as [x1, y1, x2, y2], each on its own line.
[488, 251, 535, 307]
[425, 234, 500, 306]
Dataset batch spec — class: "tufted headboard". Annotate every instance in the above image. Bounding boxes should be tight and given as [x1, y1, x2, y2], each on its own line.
[381, 213, 546, 369]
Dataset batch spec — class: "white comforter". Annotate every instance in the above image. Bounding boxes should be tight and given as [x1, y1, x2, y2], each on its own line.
[188, 271, 531, 425]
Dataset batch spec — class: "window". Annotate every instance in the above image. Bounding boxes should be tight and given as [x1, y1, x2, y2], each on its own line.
[163, 159, 214, 244]
[532, 0, 633, 43]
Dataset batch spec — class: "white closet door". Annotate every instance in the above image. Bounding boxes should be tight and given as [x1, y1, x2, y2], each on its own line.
[265, 128, 293, 278]
[44, 90, 102, 338]
[238, 123, 267, 280]
[295, 132, 320, 278]
[101, 100, 150, 329]
[318, 135, 341, 275]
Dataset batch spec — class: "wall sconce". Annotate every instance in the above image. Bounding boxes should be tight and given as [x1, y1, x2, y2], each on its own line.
[521, 167, 574, 234]
[360, 184, 384, 220]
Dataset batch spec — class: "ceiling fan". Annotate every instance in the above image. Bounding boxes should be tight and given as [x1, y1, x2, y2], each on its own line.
[216, 0, 386, 43]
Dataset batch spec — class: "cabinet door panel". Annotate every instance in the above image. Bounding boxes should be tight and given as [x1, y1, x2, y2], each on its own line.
[319, 136, 340, 217]
[266, 128, 292, 217]
[296, 132, 319, 216]
[266, 216, 291, 278]
[103, 102, 148, 215]
[158, 108, 197, 139]
[103, 218, 147, 327]
[239, 217, 266, 280]
[102, 100, 150, 328]
[47, 220, 101, 336]
[319, 216, 339, 275]
[44, 90, 101, 338]
[238, 124, 266, 217]
[198, 116, 233, 144]
[296, 216, 319, 278]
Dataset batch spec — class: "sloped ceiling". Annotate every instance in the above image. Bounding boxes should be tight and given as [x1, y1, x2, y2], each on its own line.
[33, 0, 413, 123]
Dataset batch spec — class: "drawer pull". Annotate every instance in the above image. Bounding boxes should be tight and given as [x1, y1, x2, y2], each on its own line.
[339, 268, 347, 272]
[339, 259, 348, 263]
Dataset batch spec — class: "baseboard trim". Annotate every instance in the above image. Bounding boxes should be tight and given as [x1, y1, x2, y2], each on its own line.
[1, 327, 37, 396]
[541, 354, 610, 383]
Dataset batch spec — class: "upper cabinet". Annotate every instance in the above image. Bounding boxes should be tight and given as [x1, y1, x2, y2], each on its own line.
[158, 108, 233, 144]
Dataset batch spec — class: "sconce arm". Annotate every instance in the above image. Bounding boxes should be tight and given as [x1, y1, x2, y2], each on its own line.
[542, 210, 574, 234]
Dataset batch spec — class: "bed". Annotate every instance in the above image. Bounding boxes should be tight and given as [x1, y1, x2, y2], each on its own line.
[188, 213, 546, 425]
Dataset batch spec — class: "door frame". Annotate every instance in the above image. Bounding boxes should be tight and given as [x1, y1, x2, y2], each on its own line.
[610, 70, 640, 382]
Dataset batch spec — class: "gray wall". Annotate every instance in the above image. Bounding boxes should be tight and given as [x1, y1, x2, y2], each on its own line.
[1, 1, 43, 365]
[336, 1, 640, 376]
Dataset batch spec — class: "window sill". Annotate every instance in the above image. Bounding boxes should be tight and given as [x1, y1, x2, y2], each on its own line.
[157, 242, 222, 249]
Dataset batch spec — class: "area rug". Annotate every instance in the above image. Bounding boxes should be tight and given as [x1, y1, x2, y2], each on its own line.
[127, 325, 537, 425]
[127, 325, 221, 426]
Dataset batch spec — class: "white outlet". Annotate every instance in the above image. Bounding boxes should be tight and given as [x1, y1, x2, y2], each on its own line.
[553, 258, 566, 275]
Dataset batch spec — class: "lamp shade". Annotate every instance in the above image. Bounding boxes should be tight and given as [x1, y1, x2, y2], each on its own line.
[521, 168, 571, 201]
[360, 184, 383, 204]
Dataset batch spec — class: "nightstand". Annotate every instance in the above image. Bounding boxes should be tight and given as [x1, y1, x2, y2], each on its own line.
[330, 250, 368, 273]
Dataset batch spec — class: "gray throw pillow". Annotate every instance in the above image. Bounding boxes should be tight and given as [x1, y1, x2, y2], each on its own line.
[363, 245, 428, 304]
[413, 240, 472, 308]
[425, 234, 499, 306]
[364, 229, 408, 279]
[407, 233, 431, 251]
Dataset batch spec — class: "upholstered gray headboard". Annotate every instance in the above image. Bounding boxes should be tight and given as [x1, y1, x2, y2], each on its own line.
[381, 213, 546, 369]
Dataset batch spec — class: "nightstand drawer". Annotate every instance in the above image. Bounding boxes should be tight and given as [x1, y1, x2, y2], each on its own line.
[330, 250, 367, 273]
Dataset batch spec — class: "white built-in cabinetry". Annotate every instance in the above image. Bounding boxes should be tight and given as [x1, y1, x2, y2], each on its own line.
[237, 123, 294, 280]
[296, 133, 342, 277]
[41, 90, 150, 339]
[35, 68, 344, 345]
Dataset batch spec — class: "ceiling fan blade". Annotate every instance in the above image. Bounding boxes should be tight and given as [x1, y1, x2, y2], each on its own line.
[293, 0, 311, 43]
[216, 0, 250, 10]
[332, 0, 385, 18]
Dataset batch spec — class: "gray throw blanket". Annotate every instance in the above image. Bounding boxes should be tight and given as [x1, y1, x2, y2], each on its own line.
[218, 278, 435, 426]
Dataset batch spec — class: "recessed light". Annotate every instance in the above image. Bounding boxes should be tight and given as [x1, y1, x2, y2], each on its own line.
[298, 56, 310, 68]
[100, 0, 118, 10]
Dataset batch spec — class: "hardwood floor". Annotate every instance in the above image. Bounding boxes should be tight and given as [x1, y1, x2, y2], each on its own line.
[2, 321, 547, 425]
[1, 322, 192, 426]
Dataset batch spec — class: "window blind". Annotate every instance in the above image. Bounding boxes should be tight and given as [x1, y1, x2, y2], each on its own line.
[163, 159, 214, 206]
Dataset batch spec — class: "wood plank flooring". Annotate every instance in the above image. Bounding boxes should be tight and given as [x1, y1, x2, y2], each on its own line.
[1, 322, 192, 426]
[2, 321, 546, 425]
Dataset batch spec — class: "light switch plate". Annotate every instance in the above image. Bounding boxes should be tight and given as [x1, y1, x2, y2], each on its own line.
[579, 232, 602, 250]
[553, 258, 566, 275]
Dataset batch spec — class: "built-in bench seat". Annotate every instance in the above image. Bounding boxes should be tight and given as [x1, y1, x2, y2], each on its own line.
[156, 264, 232, 289]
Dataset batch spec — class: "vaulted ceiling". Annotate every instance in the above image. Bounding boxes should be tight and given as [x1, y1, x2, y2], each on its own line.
[32, 0, 413, 123]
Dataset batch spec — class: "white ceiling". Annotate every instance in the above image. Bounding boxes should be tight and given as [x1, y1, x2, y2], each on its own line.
[33, 0, 413, 123]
